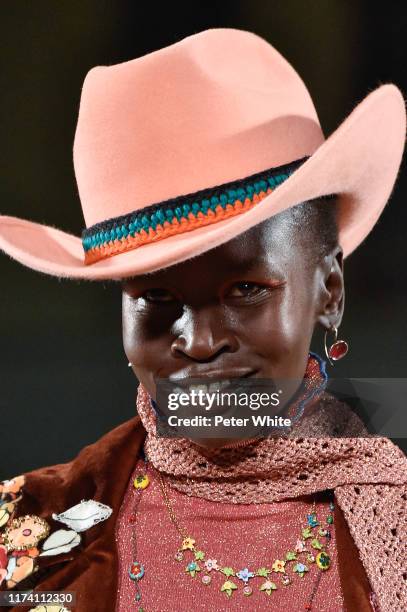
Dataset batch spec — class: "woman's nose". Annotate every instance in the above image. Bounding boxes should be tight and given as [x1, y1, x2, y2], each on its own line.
[170, 308, 238, 361]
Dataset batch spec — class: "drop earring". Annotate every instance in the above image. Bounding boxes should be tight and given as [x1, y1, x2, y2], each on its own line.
[128, 362, 133, 367]
[324, 325, 349, 365]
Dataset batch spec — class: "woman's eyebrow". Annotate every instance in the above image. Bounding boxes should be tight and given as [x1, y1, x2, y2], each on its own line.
[224, 255, 284, 276]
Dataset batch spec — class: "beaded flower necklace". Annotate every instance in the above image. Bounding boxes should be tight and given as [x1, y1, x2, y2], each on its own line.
[127, 456, 334, 611]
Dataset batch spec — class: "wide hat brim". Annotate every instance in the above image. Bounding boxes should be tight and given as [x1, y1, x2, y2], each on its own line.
[0, 84, 405, 281]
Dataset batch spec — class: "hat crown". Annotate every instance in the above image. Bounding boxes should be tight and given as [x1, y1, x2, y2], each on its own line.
[73, 28, 324, 227]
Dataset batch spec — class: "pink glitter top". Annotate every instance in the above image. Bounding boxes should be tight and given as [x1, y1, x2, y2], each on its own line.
[115, 458, 347, 612]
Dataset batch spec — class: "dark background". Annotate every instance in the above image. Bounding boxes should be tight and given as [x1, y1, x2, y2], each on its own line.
[1, 1, 406, 478]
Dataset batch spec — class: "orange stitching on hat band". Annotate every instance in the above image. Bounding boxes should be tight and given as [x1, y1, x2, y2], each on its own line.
[82, 157, 308, 265]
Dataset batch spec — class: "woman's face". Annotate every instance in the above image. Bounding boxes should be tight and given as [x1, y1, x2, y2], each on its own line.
[122, 211, 344, 445]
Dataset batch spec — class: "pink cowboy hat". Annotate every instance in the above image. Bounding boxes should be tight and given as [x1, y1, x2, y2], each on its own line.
[0, 28, 405, 280]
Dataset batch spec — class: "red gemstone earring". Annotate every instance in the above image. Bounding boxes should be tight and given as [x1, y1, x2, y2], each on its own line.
[324, 325, 349, 365]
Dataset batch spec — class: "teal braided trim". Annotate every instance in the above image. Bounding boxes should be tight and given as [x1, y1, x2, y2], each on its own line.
[82, 157, 308, 253]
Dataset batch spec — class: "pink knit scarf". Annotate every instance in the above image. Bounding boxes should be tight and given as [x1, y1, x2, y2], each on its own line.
[136, 355, 407, 611]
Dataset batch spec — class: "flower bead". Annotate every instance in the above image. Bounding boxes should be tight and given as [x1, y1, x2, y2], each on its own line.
[311, 538, 323, 550]
[307, 513, 319, 528]
[204, 558, 219, 572]
[194, 550, 205, 561]
[186, 561, 201, 577]
[260, 579, 277, 595]
[133, 474, 150, 490]
[220, 580, 238, 597]
[295, 539, 306, 553]
[202, 574, 212, 585]
[293, 562, 309, 577]
[243, 585, 253, 596]
[174, 551, 184, 562]
[181, 537, 195, 551]
[272, 559, 286, 573]
[236, 568, 254, 583]
[128, 561, 144, 581]
[316, 552, 331, 570]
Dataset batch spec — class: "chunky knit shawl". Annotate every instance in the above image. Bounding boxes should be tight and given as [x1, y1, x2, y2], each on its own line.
[137, 360, 407, 612]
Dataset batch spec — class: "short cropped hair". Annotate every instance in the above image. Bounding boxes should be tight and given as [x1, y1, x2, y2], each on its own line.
[289, 194, 339, 262]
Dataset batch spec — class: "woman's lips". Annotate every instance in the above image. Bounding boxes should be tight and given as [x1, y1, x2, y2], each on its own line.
[167, 367, 257, 382]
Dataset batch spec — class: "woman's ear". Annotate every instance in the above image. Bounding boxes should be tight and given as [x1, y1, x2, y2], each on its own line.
[316, 245, 345, 330]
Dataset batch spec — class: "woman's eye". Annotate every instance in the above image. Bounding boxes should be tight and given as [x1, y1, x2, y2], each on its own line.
[143, 288, 176, 303]
[226, 282, 265, 298]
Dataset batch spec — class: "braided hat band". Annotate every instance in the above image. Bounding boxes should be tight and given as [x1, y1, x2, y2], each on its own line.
[81, 157, 308, 265]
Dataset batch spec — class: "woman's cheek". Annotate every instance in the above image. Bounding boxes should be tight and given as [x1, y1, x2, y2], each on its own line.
[250, 291, 312, 374]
